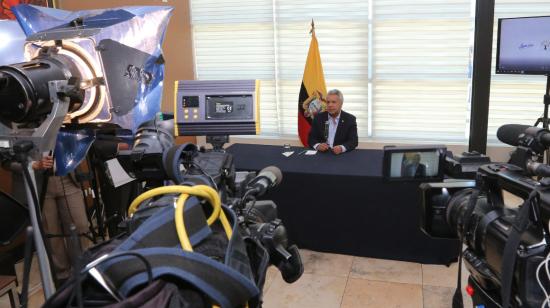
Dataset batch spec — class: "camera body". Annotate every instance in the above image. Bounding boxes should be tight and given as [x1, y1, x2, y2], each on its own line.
[421, 159, 550, 307]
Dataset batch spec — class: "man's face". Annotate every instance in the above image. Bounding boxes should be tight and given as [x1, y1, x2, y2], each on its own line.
[326, 94, 342, 116]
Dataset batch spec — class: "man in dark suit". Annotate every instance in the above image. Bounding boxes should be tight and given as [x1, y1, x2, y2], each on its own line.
[401, 152, 427, 178]
[308, 89, 358, 154]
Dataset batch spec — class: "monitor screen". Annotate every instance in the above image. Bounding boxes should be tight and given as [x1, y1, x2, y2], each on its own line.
[497, 16, 550, 75]
[383, 145, 446, 181]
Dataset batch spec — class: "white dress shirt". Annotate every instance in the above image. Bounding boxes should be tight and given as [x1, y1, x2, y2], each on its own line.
[313, 112, 347, 152]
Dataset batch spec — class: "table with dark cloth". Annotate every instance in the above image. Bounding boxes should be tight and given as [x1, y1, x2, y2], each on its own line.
[226, 143, 459, 264]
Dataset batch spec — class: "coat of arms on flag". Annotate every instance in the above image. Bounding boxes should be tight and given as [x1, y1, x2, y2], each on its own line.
[298, 20, 327, 147]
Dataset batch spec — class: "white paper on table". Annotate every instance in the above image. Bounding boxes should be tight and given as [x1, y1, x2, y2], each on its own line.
[282, 151, 294, 157]
[304, 150, 317, 155]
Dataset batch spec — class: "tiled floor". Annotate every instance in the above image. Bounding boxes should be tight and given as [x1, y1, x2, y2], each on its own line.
[0, 249, 472, 308]
[263, 249, 472, 308]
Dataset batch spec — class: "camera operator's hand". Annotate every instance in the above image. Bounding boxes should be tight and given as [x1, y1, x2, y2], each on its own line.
[32, 156, 54, 170]
[332, 145, 344, 155]
[317, 143, 330, 152]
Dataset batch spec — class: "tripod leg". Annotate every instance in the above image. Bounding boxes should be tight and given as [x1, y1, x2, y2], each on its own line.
[22, 162, 56, 298]
[20, 226, 34, 308]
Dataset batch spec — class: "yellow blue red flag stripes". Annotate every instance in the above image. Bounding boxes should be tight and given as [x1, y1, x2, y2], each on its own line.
[298, 20, 327, 147]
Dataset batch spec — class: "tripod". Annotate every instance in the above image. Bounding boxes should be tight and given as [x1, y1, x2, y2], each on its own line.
[534, 75, 550, 163]
[11, 141, 57, 298]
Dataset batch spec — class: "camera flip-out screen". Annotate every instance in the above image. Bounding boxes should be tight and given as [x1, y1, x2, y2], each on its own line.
[383, 145, 446, 181]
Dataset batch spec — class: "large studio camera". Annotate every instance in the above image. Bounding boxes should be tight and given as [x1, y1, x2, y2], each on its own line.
[420, 124, 550, 308]
[42, 115, 303, 307]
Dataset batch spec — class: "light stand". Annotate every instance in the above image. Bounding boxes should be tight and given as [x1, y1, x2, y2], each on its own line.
[14, 141, 56, 298]
[534, 75, 550, 129]
[0, 80, 72, 299]
[534, 75, 550, 163]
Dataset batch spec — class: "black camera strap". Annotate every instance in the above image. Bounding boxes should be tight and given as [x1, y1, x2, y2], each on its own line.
[453, 188, 480, 308]
[500, 189, 539, 308]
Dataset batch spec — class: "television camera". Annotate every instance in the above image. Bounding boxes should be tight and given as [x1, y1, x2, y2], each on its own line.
[39, 76, 301, 307]
[40, 112, 303, 307]
[420, 124, 550, 308]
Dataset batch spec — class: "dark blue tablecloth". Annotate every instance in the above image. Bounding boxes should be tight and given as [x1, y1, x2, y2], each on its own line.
[227, 143, 459, 264]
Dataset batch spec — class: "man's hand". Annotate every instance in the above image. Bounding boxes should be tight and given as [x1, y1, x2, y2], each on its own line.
[332, 145, 343, 155]
[32, 156, 54, 170]
[317, 143, 330, 152]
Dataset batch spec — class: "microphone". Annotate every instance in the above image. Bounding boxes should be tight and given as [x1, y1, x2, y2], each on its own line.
[247, 166, 283, 197]
[324, 121, 329, 142]
[497, 124, 550, 151]
[496, 124, 531, 146]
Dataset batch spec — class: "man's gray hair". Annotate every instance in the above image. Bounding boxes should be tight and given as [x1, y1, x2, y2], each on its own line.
[327, 89, 344, 103]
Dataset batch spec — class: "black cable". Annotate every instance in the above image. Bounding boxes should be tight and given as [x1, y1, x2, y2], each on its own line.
[190, 162, 218, 191]
[244, 195, 258, 221]
[78, 177, 98, 243]
[60, 176, 96, 265]
[60, 176, 78, 231]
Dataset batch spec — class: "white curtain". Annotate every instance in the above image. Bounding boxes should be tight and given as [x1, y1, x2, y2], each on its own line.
[191, 0, 550, 144]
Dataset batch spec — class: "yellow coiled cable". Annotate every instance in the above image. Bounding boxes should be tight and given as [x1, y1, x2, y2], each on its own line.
[128, 185, 233, 246]
[128, 185, 243, 307]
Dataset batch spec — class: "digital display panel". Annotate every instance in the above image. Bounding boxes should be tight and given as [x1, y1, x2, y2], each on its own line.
[215, 101, 233, 113]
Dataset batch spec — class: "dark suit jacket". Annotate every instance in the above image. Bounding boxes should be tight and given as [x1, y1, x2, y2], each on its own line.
[308, 110, 358, 151]
[401, 163, 427, 178]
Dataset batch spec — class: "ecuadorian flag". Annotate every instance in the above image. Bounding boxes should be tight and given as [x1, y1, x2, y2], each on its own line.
[298, 20, 327, 147]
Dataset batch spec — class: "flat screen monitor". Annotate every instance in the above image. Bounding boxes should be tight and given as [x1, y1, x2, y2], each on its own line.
[497, 16, 550, 75]
[382, 145, 446, 181]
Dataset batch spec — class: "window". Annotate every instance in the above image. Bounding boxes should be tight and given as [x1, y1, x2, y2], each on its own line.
[372, 0, 472, 141]
[191, 0, 550, 144]
[191, 0, 368, 137]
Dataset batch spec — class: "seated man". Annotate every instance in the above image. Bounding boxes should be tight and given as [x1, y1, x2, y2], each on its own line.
[308, 89, 358, 154]
[400, 152, 427, 178]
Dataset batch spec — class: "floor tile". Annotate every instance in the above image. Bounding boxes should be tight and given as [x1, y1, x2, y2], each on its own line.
[300, 249, 354, 278]
[27, 288, 44, 308]
[422, 261, 468, 288]
[262, 273, 347, 308]
[263, 265, 279, 294]
[341, 278, 422, 308]
[0, 294, 10, 307]
[423, 285, 472, 308]
[350, 257, 422, 285]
